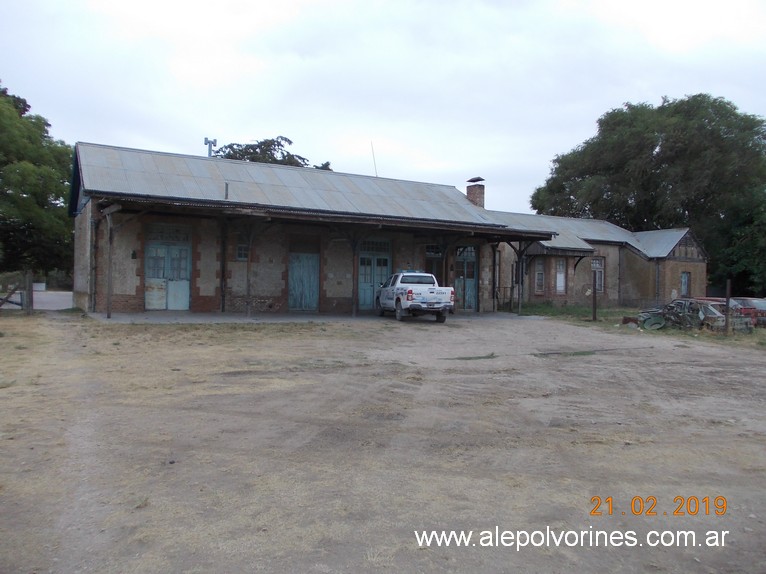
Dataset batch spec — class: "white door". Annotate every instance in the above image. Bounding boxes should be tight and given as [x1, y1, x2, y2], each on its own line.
[145, 244, 190, 310]
[167, 246, 190, 310]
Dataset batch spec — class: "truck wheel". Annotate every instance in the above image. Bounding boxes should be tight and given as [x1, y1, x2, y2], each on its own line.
[436, 312, 446, 323]
[395, 300, 404, 321]
[375, 298, 385, 317]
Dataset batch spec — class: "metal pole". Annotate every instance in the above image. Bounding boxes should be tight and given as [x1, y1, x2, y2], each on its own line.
[351, 242, 359, 317]
[592, 270, 597, 321]
[25, 270, 33, 315]
[725, 278, 732, 335]
[106, 214, 113, 319]
[517, 256, 524, 316]
[220, 218, 228, 312]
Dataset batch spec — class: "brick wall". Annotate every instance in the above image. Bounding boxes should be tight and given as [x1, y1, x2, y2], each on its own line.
[495, 242, 706, 309]
[322, 238, 353, 312]
[92, 214, 144, 313]
[72, 201, 93, 311]
[84, 212, 505, 315]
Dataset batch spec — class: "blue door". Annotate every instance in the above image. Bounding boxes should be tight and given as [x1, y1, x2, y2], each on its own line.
[359, 255, 390, 310]
[455, 246, 477, 311]
[288, 253, 320, 311]
[358, 240, 391, 310]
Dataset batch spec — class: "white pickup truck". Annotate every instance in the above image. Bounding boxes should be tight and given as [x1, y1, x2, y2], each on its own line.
[375, 272, 455, 323]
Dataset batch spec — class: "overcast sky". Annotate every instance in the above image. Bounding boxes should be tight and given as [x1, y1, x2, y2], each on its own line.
[2, 0, 765, 213]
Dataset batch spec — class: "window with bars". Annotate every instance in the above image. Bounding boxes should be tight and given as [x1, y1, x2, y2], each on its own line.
[360, 240, 390, 254]
[234, 232, 251, 261]
[555, 258, 566, 294]
[359, 257, 373, 283]
[425, 245, 443, 258]
[168, 248, 189, 280]
[146, 247, 166, 279]
[592, 257, 605, 293]
[535, 259, 544, 293]
[681, 272, 691, 297]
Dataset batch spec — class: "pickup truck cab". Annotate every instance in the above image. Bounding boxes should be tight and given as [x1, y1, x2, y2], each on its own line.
[375, 272, 454, 323]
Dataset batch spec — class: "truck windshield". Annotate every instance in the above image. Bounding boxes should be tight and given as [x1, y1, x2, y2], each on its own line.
[400, 275, 435, 285]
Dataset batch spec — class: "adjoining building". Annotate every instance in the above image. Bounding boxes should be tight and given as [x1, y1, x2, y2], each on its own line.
[487, 211, 706, 310]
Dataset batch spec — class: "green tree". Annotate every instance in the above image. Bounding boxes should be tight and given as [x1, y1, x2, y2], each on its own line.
[726, 201, 766, 295]
[0, 82, 73, 275]
[530, 94, 766, 294]
[213, 136, 332, 170]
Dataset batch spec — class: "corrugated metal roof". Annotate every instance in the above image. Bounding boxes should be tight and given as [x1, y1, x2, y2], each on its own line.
[74, 143, 505, 229]
[72, 144, 695, 257]
[489, 211, 689, 258]
[489, 211, 643, 250]
[488, 211, 594, 251]
[633, 228, 688, 258]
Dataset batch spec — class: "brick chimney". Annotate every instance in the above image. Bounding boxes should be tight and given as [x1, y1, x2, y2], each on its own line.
[466, 176, 485, 208]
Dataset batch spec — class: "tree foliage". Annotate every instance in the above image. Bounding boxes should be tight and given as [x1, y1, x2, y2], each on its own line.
[530, 94, 766, 294]
[0, 81, 73, 274]
[213, 136, 332, 170]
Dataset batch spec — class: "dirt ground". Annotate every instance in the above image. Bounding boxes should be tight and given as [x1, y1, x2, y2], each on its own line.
[0, 310, 764, 573]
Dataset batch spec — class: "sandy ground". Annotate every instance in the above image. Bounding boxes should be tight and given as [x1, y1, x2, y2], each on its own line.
[0, 310, 764, 573]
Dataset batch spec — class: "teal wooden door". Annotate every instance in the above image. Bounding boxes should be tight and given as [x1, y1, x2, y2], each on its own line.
[358, 255, 390, 310]
[358, 241, 391, 310]
[455, 246, 477, 311]
[288, 253, 320, 311]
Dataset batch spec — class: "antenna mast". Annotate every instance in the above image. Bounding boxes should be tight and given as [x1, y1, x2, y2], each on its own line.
[204, 137, 217, 157]
[370, 141, 378, 177]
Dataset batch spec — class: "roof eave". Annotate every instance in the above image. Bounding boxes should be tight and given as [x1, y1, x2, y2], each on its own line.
[85, 191, 539, 237]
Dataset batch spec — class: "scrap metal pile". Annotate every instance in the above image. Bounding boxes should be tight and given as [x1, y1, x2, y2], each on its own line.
[637, 298, 753, 333]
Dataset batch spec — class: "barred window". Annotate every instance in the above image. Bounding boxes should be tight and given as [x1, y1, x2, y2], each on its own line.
[360, 240, 390, 254]
[681, 272, 691, 297]
[535, 259, 544, 293]
[592, 257, 605, 293]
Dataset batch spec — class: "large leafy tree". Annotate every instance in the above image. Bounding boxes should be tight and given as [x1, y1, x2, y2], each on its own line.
[531, 94, 766, 294]
[0, 82, 73, 274]
[213, 136, 332, 170]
